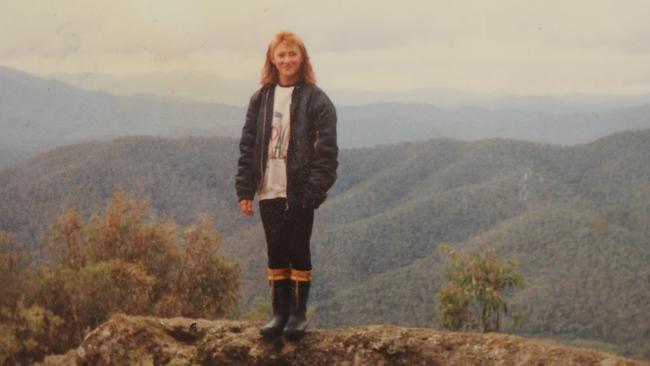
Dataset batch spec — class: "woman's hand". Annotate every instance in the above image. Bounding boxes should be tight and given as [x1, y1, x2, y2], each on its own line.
[239, 199, 254, 217]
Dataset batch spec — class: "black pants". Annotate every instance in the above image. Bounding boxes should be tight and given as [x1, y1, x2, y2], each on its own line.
[259, 198, 314, 271]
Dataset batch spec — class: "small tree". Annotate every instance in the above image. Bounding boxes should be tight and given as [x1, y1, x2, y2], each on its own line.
[437, 244, 526, 332]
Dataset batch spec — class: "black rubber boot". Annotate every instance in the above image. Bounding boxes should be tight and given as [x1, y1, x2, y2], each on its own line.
[283, 280, 310, 340]
[260, 279, 291, 339]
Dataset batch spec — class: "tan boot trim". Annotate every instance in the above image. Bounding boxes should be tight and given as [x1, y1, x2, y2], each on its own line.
[267, 268, 291, 281]
[290, 269, 312, 282]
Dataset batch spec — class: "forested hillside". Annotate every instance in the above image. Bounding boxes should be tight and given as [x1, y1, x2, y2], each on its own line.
[0, 130, 648, 359]
[0, 136, 245, 246]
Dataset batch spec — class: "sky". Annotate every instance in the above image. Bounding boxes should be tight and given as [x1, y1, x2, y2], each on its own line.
[2, 0, 650, 95]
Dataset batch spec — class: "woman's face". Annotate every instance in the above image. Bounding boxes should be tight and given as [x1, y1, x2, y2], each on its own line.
[271, 41, 303, 85]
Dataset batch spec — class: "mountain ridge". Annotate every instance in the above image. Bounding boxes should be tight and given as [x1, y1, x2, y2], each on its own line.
[4, 65, 650, 170]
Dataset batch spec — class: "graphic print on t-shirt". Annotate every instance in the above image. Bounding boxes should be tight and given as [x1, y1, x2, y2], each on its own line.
[259, 85, 294, 200]
[271, 111, 288, 159]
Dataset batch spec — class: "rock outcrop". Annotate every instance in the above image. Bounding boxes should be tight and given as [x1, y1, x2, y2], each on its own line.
[38, 314, 645, 366]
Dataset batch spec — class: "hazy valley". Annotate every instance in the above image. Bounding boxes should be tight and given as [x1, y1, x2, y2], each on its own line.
[3, 65, 650, 169]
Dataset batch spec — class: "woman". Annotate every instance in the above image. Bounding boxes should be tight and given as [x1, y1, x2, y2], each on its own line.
[235, 31, 338, 340]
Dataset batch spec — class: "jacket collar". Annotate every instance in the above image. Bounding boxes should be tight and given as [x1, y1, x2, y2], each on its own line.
[264, 79, 306, 90]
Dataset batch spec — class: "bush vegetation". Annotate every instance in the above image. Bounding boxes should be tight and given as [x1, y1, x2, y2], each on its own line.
[0, 190, 239, 365]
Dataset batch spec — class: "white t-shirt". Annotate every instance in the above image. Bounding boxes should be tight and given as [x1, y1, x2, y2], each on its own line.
[259, 85, 294, 200]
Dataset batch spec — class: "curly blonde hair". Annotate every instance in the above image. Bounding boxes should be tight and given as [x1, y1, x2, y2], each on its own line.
[261, 31, 316, 86]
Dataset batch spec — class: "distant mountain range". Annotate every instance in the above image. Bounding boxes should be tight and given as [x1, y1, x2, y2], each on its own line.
[2, 65, 650, 170]
[1, 130, 648, 359]
[48, 70, 258, 106]
[0, 66, 242, 170]
[48, 70, 650, 113]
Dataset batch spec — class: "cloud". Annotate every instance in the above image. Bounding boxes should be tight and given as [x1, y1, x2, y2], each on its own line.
[2, 0, 650, 94]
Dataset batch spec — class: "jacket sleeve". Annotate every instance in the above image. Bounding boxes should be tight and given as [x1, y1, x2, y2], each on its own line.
[304, 89, 338, 207]
[235, 90, 261, 201]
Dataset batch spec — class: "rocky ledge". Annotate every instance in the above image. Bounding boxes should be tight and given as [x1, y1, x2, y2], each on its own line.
[38, 314, 644, 366]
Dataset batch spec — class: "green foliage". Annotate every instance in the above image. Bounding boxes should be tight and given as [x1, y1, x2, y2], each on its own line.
[240, 296, 272, 322]
[0, 300, 63, 366]
[437, 245, 526, 332]
[155, 215, 239, 319]
[0, 232, 31, 309]
[0, 232, 63, 365]
[559, 338, 624, 356]
[29, 189, 239, 360]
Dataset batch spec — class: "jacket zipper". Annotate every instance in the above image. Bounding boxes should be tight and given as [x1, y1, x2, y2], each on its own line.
[258, 89, 270, 193]
[285, 85, 301, 211]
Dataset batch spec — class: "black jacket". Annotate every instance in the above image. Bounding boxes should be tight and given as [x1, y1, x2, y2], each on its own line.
[235, 82, 338, 209]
